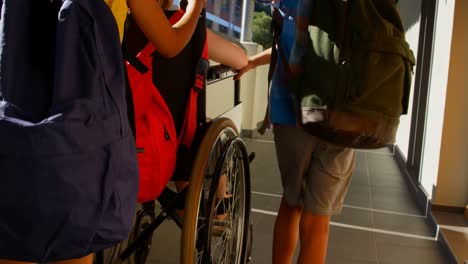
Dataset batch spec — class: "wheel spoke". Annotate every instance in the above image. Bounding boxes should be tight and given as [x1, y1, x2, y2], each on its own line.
[181, 119, 250, 264]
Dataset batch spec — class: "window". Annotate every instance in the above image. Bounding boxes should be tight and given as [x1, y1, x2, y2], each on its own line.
[206, 0, 243, 39]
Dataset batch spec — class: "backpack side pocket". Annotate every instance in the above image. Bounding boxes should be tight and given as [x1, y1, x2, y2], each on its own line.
[344, 35, 415, 122]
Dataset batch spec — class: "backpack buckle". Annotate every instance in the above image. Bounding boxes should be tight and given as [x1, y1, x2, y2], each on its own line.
[194, 58, 209, 91]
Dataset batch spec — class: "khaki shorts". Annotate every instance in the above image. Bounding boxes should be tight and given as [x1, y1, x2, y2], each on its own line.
[273, 124, 356, 215]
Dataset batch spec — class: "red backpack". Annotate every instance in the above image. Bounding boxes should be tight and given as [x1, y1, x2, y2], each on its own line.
[125, 11, 209, 203]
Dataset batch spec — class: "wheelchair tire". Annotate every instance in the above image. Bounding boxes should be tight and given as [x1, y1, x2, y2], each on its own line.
[180, 118, 251, 264]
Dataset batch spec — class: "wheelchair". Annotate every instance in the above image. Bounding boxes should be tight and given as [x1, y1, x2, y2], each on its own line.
[95, 12, 254, 261]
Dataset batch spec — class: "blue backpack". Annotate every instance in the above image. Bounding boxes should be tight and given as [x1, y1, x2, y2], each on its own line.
[0, 0, 138, 262]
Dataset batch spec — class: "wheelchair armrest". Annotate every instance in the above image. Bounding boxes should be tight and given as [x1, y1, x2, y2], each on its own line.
[207, 64, 235, 83]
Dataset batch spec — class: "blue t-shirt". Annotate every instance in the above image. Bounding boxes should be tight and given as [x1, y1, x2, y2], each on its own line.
[269, 0, 300, 126]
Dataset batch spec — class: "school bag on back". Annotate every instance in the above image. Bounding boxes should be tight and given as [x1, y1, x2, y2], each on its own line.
[0, 0, 138, 262]
[269, 0, 416, 149]
[123, 9, 209, 203]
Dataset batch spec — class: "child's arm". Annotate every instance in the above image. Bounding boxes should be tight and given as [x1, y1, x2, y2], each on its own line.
[128, 0, 204, 58]
[234, 48, 272, 80]
[207, 30, 248, 70]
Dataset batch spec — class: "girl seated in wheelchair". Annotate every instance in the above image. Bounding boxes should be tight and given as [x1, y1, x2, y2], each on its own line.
[120, 2, 249, 262]
[156, 0, 248, 215]
[123, 0, 248, 223]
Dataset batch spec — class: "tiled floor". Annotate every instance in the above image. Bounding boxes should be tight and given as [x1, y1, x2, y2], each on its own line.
[140, 134, 455, 263]
[245, 136, 453, 264]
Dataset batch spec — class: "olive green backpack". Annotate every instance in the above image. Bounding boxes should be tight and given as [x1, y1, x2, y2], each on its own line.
[269, 0, 416, 149]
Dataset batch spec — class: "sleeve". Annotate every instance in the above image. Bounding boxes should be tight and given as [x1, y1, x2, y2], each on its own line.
[288, 0, 313, 68]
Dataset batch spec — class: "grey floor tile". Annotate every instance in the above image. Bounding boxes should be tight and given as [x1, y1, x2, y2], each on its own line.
[353, 151, 369, 173]
[332, 206, 374, 228]
[374, 232, 449, 264]
[351, 169, 371, 187]
[357, 146, 394, 155]
[367, 153, 402, 176]
[250, 214, 275, 264]
[147, 219, 182, 264]
[371, 186, 423, 215]
[250, 210, 267, 227]
[246, 156, 279, 178]
[327, 225, 379, 263]
[247, 138, 277, 156]
[327, 256, 379, 264]
[245, 140, 283, 194]
[251, 192, 281, 214]
[344, 185, 372, 208]
[369, 170, 408, 189]
[373, 211, 435, 237]
[248, 130, 275, 141]
[243, 139, 277, 162]
[250, 173, 283, 195]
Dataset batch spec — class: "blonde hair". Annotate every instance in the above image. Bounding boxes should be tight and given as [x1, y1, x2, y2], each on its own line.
[157, 0, 173, 10]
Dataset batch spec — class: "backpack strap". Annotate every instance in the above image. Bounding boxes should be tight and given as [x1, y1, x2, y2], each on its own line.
[123, 11, 183, 138]
[123, 9, 206, 148]
[258, 5, 287, 134]
[178, 35, 209, 147]
[173, 2, 209, 148]
[259, 0, 350, 133]
[124, 11, 183, 72]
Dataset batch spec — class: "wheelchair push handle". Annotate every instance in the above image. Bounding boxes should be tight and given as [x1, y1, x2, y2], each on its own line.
[207, 64, 234, 81]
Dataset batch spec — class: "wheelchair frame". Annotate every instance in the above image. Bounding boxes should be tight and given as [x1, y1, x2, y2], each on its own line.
[95, 66, 253, 264]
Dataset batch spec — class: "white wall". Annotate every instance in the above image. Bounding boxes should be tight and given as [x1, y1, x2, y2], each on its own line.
[420, 0, 455, 200]
[239, 42, 269, 134]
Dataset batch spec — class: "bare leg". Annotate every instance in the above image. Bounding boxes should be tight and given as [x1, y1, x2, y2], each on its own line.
[53, 254, 93, 264]
[297, 212, 330, 264]
[0, 254, 93, 264]
[215, 174, 229, 220]
[0, 260, 35, 264]
[272, 197, 303, 264]
[175, 181, 189, 193]
[175, 181, 190, 218]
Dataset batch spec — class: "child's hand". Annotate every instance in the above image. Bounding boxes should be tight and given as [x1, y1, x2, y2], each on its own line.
[233, 60, 256, 80]
[234, 48, 272, 80]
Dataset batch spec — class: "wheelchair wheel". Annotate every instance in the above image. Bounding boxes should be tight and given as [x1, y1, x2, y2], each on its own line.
[180, 118, 251, 264]
[127, 201, 156, 264]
